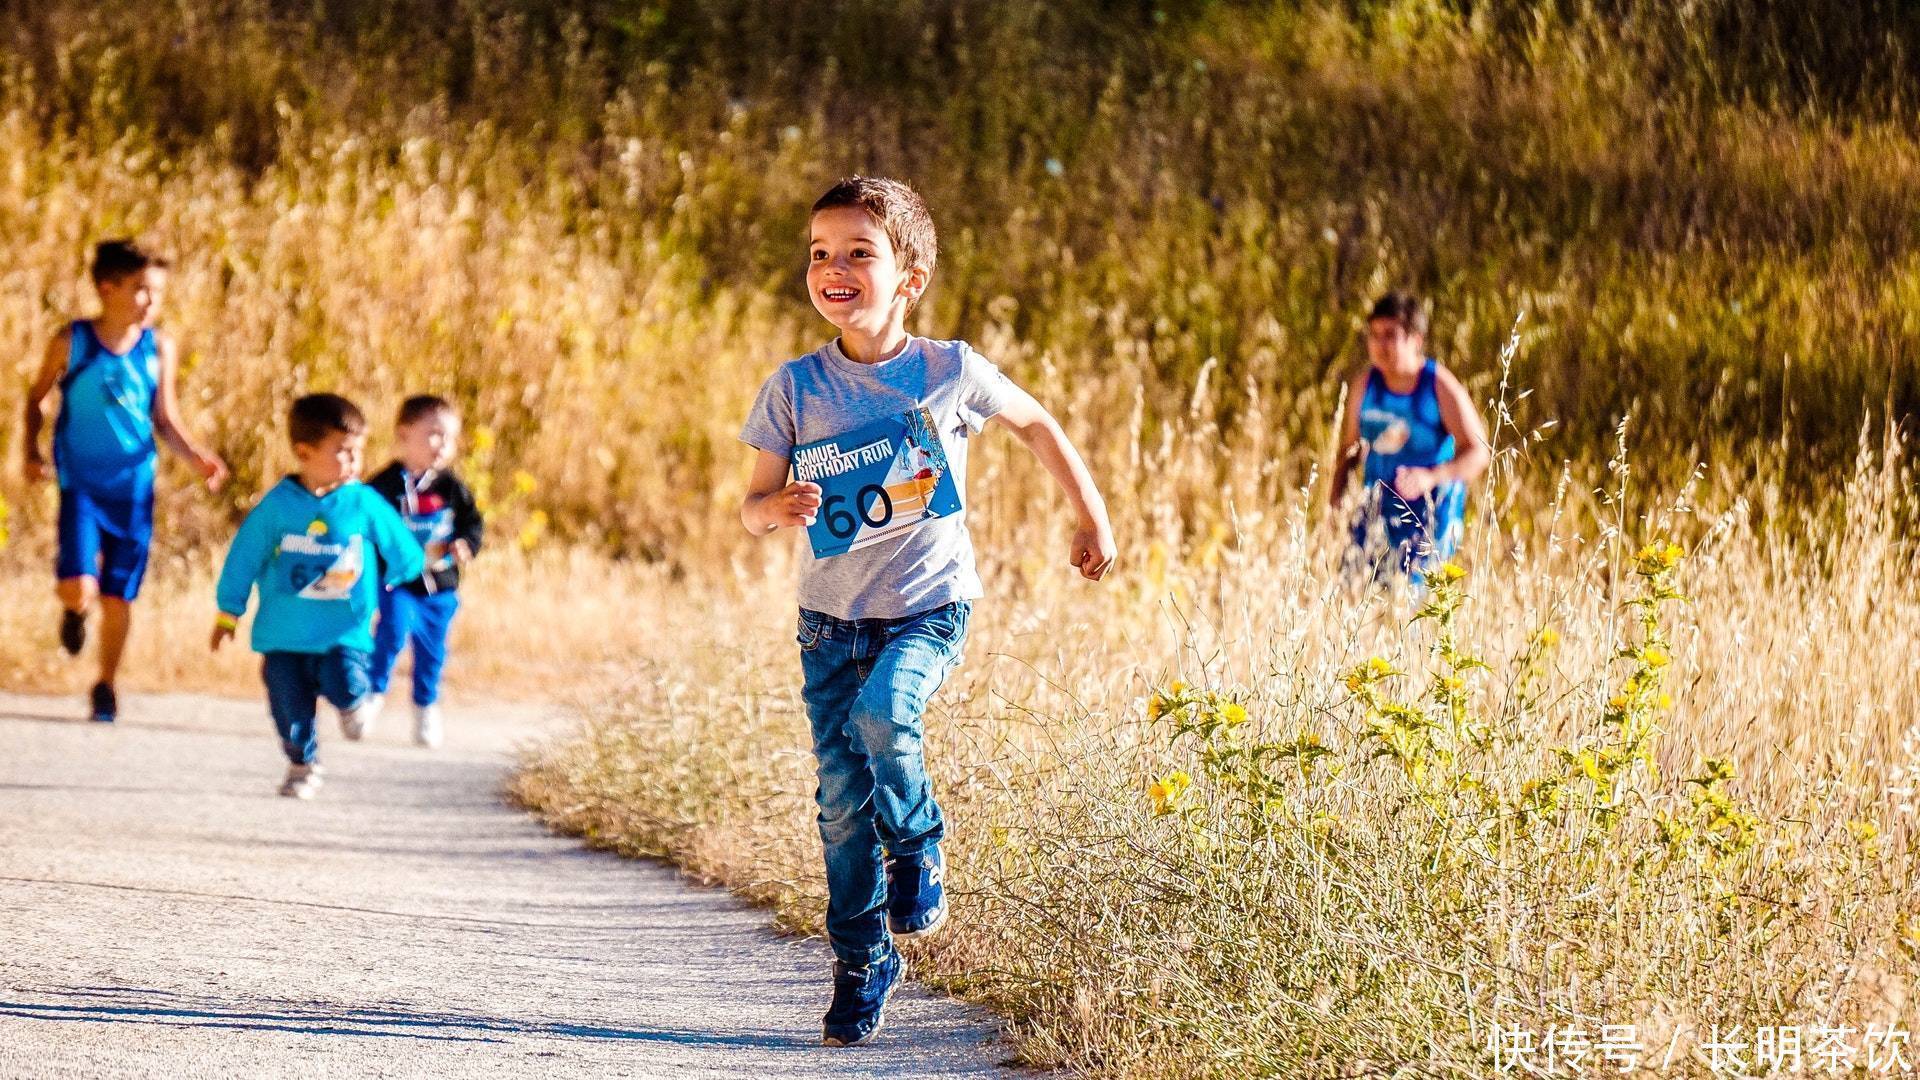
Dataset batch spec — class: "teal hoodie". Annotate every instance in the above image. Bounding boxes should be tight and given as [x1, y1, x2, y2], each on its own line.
[216, 477, 426, 654]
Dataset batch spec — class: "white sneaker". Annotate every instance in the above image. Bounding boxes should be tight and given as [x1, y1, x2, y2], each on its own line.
[341, 693, 383, 741]
[279, 762, 324, 799]
[413, 704, 444, 749]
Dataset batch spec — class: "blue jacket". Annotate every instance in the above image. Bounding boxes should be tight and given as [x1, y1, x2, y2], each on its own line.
[216, 477, 426, 654]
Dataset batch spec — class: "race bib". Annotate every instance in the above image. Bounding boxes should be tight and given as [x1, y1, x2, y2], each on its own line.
[278, 523, 364, 601]
[406, 499, 457, 572]
[792, 407, 962, 558]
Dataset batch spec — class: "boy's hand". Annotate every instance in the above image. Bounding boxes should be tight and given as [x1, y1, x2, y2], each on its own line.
[761, 481, 823, 531]
[22, 453, 51, 484]
[451, 539, 474, 565]
[1070, 518, 1117, 581]
[198, 454, 230, 492]
[1393, 465, 1441, 501]
[210, 622, 235, 651]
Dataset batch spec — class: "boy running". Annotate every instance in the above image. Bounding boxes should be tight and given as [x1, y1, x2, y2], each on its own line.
[740, 176, 1116, 1047]
[363, 395, 484, 749]
[1328, 291, 1489, 583]
[211, 394, 424, 799]
[22, 239, 228, 722]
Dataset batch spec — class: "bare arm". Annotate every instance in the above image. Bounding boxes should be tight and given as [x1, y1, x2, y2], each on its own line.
[1327, 369, 1367, 508]
[1431, 366, 1490, 484]
[151, 333, 228, 490]
[988, 387, 1116, 580]
[22, 331, 68, 483]
[739, 449, 822, 535]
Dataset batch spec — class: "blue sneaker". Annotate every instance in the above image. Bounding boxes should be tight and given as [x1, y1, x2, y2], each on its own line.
[89, 682, 116, 724]
[886, 845, 947, 938]
[821, 946, 903, 1047]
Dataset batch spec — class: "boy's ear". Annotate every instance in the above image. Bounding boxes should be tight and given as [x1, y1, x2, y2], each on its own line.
[900, 263, 932, 306]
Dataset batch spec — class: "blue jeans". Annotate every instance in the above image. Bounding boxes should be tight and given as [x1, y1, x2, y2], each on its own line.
[798, 600, 971, 965]
[370, 588, 461, 706]
[262, 649, 370, 765]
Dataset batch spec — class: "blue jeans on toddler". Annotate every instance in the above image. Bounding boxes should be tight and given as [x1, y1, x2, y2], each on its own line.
[262, 648, 370, 765]
[370, 588, 460, 706]
[798, 600, 971, 966]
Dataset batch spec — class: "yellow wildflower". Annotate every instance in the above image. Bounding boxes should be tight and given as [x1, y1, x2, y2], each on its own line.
[1642, 646, 1670, 668]
[1345, 658, 1395, 694]
[1656, 692, 1673, 710]
[1608, 694, 1628, 711]
[516, 509, 549, 552]
[1169, 680, 1187, 695]
[1898, 914, 1920, 956]
[1438, 562, 1468, 582]
[1221, 703, 1249, 726]
[1147, 694, 1167, 722]
[1536, 628, 1560, 648]
[1148, 770, 1193, 816]
[1634, 540, 1687, 574]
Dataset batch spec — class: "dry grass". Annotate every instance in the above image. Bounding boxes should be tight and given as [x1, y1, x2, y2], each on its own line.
[512, 413, 1920, 1075]
[4, 1, 1920, 567]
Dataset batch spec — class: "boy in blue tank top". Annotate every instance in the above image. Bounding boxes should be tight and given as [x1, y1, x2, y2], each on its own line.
[22, 240, 229, 723]
[1328, 291, 1490, 583]
[211, 394, 425, 799]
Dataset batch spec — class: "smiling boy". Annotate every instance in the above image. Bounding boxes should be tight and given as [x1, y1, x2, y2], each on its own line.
[739, 176, 1116, 1047]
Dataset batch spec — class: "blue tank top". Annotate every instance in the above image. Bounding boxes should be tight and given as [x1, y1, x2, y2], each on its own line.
[1354, 359, 1465, 564]
[54, 320, 159, 499]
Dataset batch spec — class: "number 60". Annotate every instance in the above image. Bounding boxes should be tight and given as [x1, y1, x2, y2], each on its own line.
[823, 485, 894, 539]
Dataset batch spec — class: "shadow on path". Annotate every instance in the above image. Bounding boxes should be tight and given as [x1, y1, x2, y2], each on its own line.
[2, 986, 819, 1051]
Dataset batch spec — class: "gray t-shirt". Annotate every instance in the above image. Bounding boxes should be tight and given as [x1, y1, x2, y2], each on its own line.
[740, 336, 1018, 620]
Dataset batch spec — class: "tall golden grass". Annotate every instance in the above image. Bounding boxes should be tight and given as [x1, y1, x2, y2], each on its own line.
[2, 0, 1919, 572]
[514, 416, 1920, 1074]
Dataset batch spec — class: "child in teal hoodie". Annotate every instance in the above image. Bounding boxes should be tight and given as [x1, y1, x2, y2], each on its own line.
[213, 394, 424, 799]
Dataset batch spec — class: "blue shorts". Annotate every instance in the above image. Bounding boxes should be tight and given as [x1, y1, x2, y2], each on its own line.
[57, 487, 155, 600]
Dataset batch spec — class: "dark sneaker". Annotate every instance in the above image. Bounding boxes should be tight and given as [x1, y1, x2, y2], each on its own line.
[89, 682, 116, 724]
[886, 845, 948, 938]
[822, 946, 903, 1048]
[59, 610, 86, 656]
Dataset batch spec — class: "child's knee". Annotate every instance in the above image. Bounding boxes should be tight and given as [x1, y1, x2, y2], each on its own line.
[849, 696, 925, 758]
[815, 802, 872, 847]
[57, 575, 97, 610]
[323, 650, 373, 708]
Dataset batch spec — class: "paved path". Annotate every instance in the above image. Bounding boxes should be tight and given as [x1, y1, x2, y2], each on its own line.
[0, 691, 1012, 1079]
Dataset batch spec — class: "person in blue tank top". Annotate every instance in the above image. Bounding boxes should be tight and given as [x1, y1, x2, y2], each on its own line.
[22, 240, 229, 723]
[1328, 291, 1490, 584]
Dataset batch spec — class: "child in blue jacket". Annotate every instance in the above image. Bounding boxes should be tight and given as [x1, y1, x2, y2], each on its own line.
[212, 394, 425, 799]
